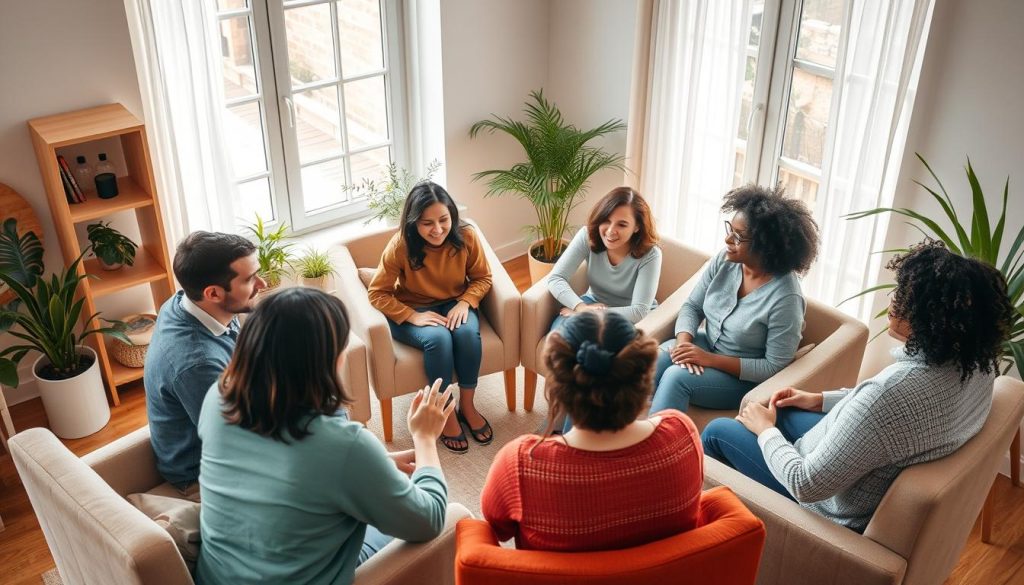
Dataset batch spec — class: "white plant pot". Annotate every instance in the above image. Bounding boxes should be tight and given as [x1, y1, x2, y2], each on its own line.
[33, 346, 110, 439]
[99, 259, 124, 271]
[300, 275, 329, 290]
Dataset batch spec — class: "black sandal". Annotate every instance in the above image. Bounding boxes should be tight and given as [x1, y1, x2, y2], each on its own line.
[457, 410, 494, 445]
[438, 427, 469, 454]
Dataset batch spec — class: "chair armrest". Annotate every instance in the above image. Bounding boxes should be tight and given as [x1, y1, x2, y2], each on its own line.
[354, 502, 473, 585]
[636, 288, 683, 342]
[473, 222, 521, 369]
[703, 457, 906, 585]
[520, 276, 560, 372]
[335, 244, 398, 400]
[81, 425, 163, 498]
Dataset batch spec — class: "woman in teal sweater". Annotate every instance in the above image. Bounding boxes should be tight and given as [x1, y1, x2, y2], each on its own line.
[196, 288, 454, 585]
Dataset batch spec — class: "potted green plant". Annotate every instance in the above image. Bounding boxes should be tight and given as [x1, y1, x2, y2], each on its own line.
[244, 214, 294, 289]
[295, 247, 337, 291]
[343, 160, 442, 226]
[469, 89, 626, 282]
[845, 154, 1023, 378]
[0, 218, 128, 439]
[86, 221, 138, 270]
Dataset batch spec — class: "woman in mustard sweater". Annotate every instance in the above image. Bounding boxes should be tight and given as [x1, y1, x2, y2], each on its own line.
[368, 182, 493, 453]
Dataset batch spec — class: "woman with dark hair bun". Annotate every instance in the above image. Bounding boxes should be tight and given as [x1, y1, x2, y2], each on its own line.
[650, 184, 819, 414]
[702, 240, 1015, 532]
[481, 311, 704, 552]
[367, 181, 493, 453]
[196, 288, 454, 584]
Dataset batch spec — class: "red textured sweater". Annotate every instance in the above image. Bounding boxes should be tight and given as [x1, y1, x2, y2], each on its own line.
[480, 410, 704, 552]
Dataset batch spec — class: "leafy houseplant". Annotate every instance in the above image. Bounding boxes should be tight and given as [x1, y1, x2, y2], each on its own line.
[295, 248, 337, 290]
[845, 154, 1024, 378]
[86, 221, 137, 270]
[469, 89, 626, 273]
[343, 160, 443, 225]
[245, 214, 294, 288]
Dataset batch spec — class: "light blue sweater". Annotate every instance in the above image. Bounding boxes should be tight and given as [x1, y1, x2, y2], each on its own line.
[195, 386, 448, 585]
[675, 250, 805, 382]
[547, 228, 663, 323]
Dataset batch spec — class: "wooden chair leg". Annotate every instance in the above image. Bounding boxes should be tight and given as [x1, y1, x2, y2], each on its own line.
[523, 369, 537, 413]
[981, 479, 996, 544]
[1012, 428, 1021, 487]
[503, 369, 516, 412]
[381, 398, 393, 443]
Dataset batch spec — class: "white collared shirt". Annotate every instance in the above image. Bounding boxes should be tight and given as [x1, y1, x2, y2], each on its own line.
[180, 294, 234, 337]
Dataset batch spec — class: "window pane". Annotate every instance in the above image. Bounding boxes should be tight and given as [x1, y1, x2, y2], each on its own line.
[348, 147, 392, 196]
[224, 101, 268, 179]
[220, 16, 258, 99]
[780, 69, 833, 167]
[237, 178, 274, 224]
[344, 75, 389, 149]
[218, 0, 248, 11]
[778, 165, 819, 209]
[301, 159, 347, 213]
[295, 86, 343, 163]
[731, 1, 764, 184]
[795, 0, 844, 69]
[338, 0, 385, 78]
[285, 3, 336, 87]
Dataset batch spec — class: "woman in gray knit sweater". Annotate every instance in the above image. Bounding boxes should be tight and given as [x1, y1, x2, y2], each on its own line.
[702, 240, 1015, 532]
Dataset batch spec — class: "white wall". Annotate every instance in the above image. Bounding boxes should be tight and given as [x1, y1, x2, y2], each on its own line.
[858, 0, 1024, 379]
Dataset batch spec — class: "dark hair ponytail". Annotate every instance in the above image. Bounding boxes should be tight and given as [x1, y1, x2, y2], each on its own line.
[399, 181, 465, 269]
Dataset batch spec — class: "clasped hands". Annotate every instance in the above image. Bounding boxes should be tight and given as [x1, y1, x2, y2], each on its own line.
[559, 302, 607, 317]
[406, 300, 471, 330]
[735, 386, 823, 435]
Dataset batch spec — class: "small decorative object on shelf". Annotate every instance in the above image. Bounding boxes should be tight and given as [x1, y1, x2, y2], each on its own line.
[86, 221, 138, 271]
[342, 159, 442, 226]
[245, 214, 294, 289]
[74, 156, 94, 192]
[94, 172, 118, 199]
[109, 313, 157, 368]
[296, 247, 337, 291]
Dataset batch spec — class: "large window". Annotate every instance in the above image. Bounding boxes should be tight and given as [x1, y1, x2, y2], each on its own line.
[214, 0, 405, 231]
[733, 0, 846, 213]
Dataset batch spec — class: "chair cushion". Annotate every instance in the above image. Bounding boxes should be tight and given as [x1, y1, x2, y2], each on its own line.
[357, 267, 377, 288]
[793, 343, 816, 360]
[127, 492, 201, 572]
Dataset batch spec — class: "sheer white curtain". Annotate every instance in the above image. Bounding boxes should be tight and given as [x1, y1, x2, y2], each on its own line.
[123, 0, 238, 247]
[807, 0, 934, 319]
[625, 0, 753, 251]
[402, 0, 447, 186]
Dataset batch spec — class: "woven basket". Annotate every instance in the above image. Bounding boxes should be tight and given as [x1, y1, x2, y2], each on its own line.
[110, 313, 157, 368]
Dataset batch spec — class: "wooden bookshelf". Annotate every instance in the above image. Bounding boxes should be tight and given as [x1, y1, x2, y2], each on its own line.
[28, 103, 174, 405]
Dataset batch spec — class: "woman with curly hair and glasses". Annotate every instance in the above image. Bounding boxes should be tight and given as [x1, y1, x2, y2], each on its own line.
[701, 240, 1014, 532]
[650, 184, 819, 414]
[480, 311, 704, 551]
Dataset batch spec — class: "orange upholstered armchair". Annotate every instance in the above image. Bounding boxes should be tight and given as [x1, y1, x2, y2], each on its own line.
[455, 486, 765, 585]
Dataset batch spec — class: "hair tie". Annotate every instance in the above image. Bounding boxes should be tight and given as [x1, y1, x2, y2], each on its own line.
[576, 340, 613, 375]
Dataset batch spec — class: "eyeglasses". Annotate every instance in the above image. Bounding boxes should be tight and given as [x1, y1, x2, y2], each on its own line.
[724, 220, 751, 244]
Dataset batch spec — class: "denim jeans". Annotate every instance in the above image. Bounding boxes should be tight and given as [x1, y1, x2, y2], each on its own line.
[701, 407, 826, 499]
[649, 332, 757, 413]
[357, 525, 394, 565]
[388, 299, 482, 389]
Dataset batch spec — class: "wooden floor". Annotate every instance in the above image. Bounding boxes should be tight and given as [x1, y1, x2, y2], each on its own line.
[1, 255, 1023, 584]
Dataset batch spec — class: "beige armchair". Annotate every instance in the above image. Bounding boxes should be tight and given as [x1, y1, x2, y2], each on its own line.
[334, 220, 521, 441]
[702, 376, 1024, 585]
[9, 425, 473, 585]
[519, 236, 711, 411]
[641, 290, 869, 430]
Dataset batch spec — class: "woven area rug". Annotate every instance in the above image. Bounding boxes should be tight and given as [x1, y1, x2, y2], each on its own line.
[41, 568, 60, 585]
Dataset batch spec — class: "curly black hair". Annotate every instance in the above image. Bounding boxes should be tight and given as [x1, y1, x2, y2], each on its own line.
[722, 184, 819, 275]
[887, 240, 1013, 380]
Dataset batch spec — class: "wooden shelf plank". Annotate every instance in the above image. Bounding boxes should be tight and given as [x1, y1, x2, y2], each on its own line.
[27, 103, 143, 147]
[108, 351, 146, 386]
[68, 176, 153, 223]
[85, 249, 168, 298]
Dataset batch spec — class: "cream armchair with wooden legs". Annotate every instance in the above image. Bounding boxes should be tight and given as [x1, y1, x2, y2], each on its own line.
[519, 236, 711, 411]
[334, 220, 521, 441]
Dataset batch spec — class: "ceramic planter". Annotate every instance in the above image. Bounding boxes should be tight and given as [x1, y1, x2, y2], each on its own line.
[300, 275, 329, 291]
[99, 259, 124, 271]
[527, 239, 569, 284]
[33, 346, 110, 439]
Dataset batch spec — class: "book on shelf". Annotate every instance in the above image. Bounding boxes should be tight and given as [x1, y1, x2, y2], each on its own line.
[57, 164, 78, 204]
[56, 155, 86, 202]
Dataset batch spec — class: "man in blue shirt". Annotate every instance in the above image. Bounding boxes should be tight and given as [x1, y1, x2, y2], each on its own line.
[145, 232, 266, 494]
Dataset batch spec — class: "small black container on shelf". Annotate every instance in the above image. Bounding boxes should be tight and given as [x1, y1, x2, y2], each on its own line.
[94, 173, 118, 199]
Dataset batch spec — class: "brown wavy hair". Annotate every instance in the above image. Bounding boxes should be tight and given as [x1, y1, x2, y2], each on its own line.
[586, 187, 659, 258]
[219, 287, 353, 442]
[542, 311, 658, 433]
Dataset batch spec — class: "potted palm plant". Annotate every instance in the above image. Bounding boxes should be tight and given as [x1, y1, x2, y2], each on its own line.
[0, 218, 127, 438]
[343, 160, 442, 226]
[470, 89, 626, 282]
[845, 154, 1023, 378]
[295, 247, 337, 291]
[86, 221, 138, 270]
[244, 214, 294, 289]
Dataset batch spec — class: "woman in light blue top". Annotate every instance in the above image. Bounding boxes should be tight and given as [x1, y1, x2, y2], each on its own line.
[548, 187, 662, 329]
[196, 288, 455, 585]
[650, 185, 819, 413]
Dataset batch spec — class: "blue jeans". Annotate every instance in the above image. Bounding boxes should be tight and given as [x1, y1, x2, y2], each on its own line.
[357, 525, 393, 565]
[388, 300, 482, 389]
[701, 408, 826, 499]
[649, 332, 757, 413]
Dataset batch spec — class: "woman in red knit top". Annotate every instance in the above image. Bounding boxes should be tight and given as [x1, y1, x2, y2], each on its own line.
[480, 311, 704, 551]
